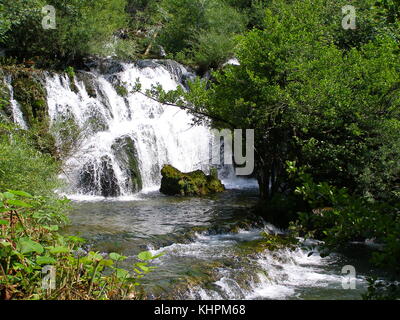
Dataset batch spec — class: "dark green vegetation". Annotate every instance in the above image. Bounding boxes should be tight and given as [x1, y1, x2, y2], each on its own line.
[0, 0, 267, 70]
[160, 165, 225, 196]
[144, 0, 400, 298]
[0, 124, 161, 299]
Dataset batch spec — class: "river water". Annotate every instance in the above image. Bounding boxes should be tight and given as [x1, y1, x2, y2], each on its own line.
[63, 184, 385, 300]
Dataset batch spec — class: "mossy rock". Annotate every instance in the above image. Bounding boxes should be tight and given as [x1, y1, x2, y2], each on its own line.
[11, 73, 47, 125]
[160, 165, 225, 196]
[0, 72, 12, 121]
[10, 70, 56, 156]
[237, 233, 298, 254]
[111, 136, 143, 193]
[76, 71, 97, 98]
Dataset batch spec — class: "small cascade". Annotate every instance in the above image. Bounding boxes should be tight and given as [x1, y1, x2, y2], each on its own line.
[4, 77, 28, 129]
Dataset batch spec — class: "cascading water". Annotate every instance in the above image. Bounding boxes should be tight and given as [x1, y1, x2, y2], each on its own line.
[4, 77, 28, 129]
[45, 60, 215, 197]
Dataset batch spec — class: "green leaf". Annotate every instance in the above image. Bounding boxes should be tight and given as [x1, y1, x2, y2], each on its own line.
[137, 251, 154, 261]
[0, 219, 9, 225]
[7, 190, 33, 198]
[87, 251, 103, 262]
[99, 259, 114, 267]
[7, 199, 32, 208]
[109, 252, 127, 261]
[114, 268, 129, 279]
[36, 256, 57, 265]
[3, 192, 15, 199]
[49, 246, 70, 254]
[44, 225, 59, 231]
[138, 265, 150, 272]
[152, 252, 165, 260]
[17, 237, 44, 255]
[67, 236, 86, 244]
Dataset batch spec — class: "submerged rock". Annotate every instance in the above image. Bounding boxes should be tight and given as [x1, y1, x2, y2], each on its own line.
[160, 165, 225, 196]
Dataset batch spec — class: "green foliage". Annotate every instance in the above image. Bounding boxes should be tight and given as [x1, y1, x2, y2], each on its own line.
[158, 0, 247, 69]
[0, 191, 162, 299]
[140, 0, 400, 298]
[154, 0, 400, 202]
[0, 123, 61, 197]
[1, 0, 129, 66]
[287, 162, 400, 275]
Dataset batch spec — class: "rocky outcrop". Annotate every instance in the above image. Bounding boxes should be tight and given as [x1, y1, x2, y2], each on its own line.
[77, 136, 142, 197]
[111, 136, 142, 193]
[160, 165, 225, 196]
[79, 156, 121, 197]
[0, 72, 12, 121]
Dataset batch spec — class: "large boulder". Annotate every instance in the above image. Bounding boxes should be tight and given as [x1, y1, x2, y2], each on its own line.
[160, 165, 225, 196]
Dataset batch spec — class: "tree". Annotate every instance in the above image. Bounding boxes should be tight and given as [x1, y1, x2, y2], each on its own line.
[2, 0, 129, 66]
[149, 0, 400, 202]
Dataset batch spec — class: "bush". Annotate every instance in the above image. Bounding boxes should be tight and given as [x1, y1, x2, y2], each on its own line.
[0, 123, 61, 197]
[2, 0, 129, 66]
[0, 190, 162, 299]
[158, 0, 247, 68]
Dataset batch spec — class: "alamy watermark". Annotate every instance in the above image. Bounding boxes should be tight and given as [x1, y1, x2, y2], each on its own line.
[211, 129, 255, 176]
[42, 5, 56, 30]
[42, 265, 56, 290]
[341, 265, 357, 289]
[342, 5, 356, 30]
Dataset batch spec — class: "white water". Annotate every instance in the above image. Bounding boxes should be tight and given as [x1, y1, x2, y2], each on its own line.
[149, 228, 368, 300]
[4, 77, 28, 129]
[45, 61, 216, 196]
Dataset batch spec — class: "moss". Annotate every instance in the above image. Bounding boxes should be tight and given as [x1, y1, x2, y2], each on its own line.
[10, 70, 56, 156]
[12, 74, 46, 125]
[51, 112, 82, 158]
[0, 72, 12, 121]
[160, 165, 225, 196]
[237, 233, 298, 253]
[111, 136, 143, 192]
[65, 66, 79, 93]
[115, 84, 128, 97]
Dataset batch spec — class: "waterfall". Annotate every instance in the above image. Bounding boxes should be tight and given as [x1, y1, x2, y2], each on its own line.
[5, 59, 256, 198]
[44, 60, 214, 197]
[4, 77, 28, 129]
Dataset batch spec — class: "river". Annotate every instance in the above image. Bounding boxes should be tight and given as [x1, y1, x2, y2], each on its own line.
[63, 184, 385, 300]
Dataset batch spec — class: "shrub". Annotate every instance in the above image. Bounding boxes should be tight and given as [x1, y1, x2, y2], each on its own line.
[0, 190, 162, 299]
[0, 123, 61, 197]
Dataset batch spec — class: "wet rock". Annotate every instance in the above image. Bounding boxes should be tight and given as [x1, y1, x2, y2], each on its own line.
[75, 71, 97, 98]
[237, 233, 298, 254]
[84, 108, 109, 133]
[0, 73, 12, 120]
[85, 58, 125, 74]
[160, 165, 225, 196]
[10, 70, 56, 155]
[11, 72, 48, 127]
[111, 136, 143, 193]
[79, 156, 121, 197]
